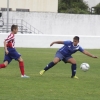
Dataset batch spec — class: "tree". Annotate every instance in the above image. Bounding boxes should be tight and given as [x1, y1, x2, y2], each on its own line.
[58, 0, 90, 14]
[93, 3, 100, 14]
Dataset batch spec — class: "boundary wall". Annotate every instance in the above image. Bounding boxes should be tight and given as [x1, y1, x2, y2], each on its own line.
[0, 33, 100, 49]
[2, 12, 100, 36]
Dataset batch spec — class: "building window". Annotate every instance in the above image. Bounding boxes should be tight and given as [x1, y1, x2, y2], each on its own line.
[16, 9, 30, 12]
[1, 8, 12, 11]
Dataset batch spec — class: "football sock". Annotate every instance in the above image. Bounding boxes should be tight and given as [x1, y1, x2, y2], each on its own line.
[71, 64, 76, 76]
[44, 62, 55, 71]
[19, 61, 25, 75]
[0, 64, 6, 68]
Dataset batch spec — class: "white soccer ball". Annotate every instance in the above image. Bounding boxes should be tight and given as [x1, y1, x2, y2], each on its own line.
[80, 63, 90, 71]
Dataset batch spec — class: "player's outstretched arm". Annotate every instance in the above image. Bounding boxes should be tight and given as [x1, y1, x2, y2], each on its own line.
[50, 41, 64, 46]
[82, 50, 98, 58]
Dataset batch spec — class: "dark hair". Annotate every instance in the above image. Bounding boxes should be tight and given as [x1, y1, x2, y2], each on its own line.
[73, 36, 79, 41]
[11, 25, 18, 31]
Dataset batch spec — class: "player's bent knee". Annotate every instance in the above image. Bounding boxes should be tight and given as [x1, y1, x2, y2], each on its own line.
[53, 61, 58, 64]
[3, 62, 8, 67]
[71, 61, 76, 64]
[68, 58, 76, 64]
[53, 58, 60, 64]
[53, 60, 60, 64]
[68, 61, 76, 64]
[71, 62, 76, 65]
[18, 57, 23, 62]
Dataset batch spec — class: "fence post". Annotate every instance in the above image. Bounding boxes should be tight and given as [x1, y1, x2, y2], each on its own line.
[21, 19, 23, 34]
[30, 25, 31, 33]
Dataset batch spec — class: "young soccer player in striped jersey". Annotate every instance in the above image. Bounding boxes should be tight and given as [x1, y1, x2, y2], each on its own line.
[40, 36, 98, 79]
[0, 25, 29, 78]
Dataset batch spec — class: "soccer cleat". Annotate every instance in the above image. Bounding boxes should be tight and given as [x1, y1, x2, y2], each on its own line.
[71, 75, 79, 79]
[40, 70, 45, 75]
[21, 75, 30, 78]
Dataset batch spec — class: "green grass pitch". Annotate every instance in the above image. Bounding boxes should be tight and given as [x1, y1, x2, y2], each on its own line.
[0, 48, 100, 100]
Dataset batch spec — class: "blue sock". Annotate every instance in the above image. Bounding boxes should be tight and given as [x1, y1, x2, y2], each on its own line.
[44, 62, 55, 71]
[71, 64, 77, 77]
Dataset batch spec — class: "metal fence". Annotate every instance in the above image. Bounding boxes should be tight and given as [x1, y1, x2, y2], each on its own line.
[0, 18, 43, 34]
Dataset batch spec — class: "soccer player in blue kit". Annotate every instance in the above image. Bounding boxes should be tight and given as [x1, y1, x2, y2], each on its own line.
[40, 36, 98, 79]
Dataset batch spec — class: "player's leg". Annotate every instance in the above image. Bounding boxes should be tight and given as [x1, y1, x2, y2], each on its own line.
[44, 57, 60, 71]
[17, 56, 29, 78]
[0, 61, 8, 68]
[10, 48, 29, 78]
[67, 58, 78, 79]
[40, 51, 63, 75]
[0, 54, 12, 69]
[17, 57, 24, 76]
[40, 57, 60, 75]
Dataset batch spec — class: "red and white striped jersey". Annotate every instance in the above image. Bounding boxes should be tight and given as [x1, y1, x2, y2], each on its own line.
[5, 33, 15, 48]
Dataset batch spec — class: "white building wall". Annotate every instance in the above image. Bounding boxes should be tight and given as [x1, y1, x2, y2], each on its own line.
[1, 12, 100, 49]
[2, 12, 100, 36]
[0, 0, 58, 12]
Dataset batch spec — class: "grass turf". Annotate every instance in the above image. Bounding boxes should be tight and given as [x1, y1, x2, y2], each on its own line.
[0, 48, 100, 100]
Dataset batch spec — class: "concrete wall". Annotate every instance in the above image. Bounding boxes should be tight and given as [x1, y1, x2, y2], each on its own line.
[84, 0, 100, 8]
[0, 33, 100, 49]
[0, 0, 58, 12]
[1, 12, 100, 48]
[2, 12, 100, 36]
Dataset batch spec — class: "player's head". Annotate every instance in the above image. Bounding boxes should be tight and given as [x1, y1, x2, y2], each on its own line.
[73, 36, 79, 46]
[11, 25, 18, 34]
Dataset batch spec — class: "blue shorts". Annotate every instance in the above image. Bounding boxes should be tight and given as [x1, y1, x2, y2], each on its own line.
[4, 48, 21, 64]
[55, 51, 72, 63]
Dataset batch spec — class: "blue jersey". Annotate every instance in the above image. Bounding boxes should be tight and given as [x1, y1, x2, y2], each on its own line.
[58, 41, 84, 57]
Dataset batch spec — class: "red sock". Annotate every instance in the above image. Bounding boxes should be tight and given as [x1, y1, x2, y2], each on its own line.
[19, 61, 25, 75]
[0, 64, 6, 68]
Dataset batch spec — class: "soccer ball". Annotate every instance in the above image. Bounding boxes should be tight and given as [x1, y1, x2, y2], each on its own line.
[80, 63, 90, 71]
